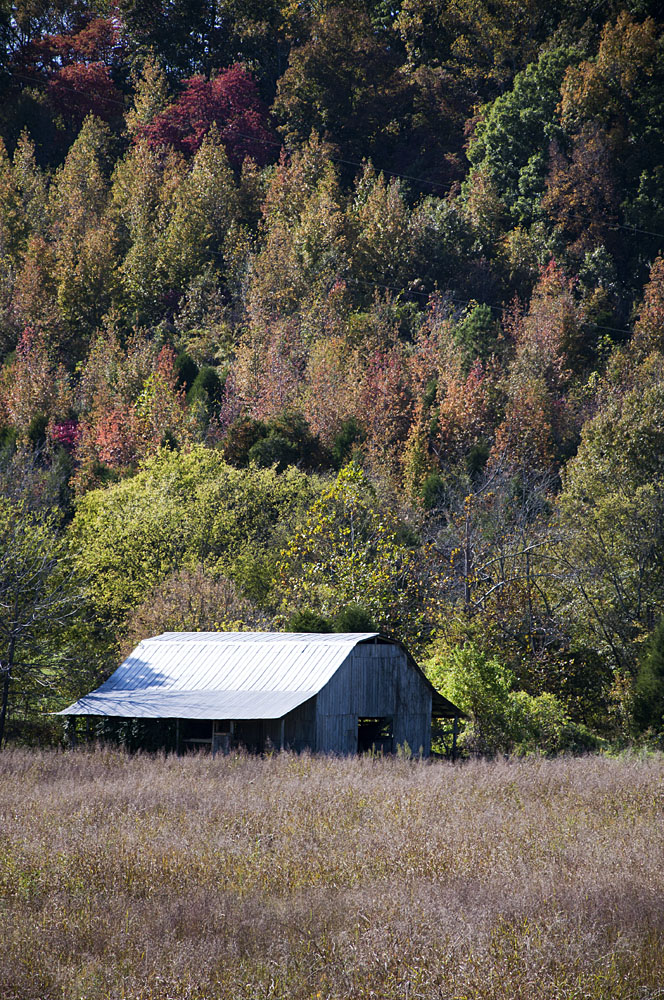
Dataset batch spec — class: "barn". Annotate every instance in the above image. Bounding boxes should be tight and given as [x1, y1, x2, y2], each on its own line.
[60, 632, 463, 756]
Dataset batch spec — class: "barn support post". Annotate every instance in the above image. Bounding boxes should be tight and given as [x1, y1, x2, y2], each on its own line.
[175, 718, 180, 757]
[452, 716, 458, 762]
[279, 717, 285, 751]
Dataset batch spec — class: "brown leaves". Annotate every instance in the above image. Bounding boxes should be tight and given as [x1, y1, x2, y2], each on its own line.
[0, 327, 71, 440]
[632, 256, 664, 359]
[543, 128, 619, 259]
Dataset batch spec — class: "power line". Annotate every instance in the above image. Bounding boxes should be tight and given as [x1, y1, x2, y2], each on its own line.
[612, 222, 664, 242]
[6, 67, 128, 108]
[5, 66, 450, 191]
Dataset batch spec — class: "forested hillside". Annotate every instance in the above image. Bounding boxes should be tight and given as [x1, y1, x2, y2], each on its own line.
[2, 0, 664, 751]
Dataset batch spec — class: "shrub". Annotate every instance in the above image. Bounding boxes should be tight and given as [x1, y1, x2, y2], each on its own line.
[333, 604, 376, 633]
[287, 608, 333, 633]
[507, 691, 601, 755]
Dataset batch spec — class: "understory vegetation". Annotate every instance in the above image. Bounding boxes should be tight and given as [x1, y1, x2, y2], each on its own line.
[2, 749, 664, 1000]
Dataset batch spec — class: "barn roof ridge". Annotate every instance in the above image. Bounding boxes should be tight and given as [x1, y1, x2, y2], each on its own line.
[148, 631, 382, 643]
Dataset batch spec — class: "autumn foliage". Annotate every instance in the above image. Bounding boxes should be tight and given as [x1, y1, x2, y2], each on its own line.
[139, 65, 276, 166]
[2, 1, 664, 755]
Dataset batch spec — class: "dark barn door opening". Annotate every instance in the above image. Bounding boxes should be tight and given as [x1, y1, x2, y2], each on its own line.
[179, 718, 214, 752]
[357, 717, 393, 754]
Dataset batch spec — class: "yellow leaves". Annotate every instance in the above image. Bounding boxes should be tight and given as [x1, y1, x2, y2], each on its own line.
[559, 12, 660, 130]
[275, 464, 440, 636]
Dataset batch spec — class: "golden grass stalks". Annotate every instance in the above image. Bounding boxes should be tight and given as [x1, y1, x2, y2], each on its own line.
[2, 749, 663, 999]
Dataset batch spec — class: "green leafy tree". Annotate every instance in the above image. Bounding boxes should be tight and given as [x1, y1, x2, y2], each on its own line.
[125, 52, 171, 139]
[426, 639, 598, 754]
[426, 642, 513, 752]
[111, 140, 187, 323]
[69, 446, 320, 630]
[0, 137, 26, 264]
[118, 0, 223, 78]
[554, 14, 664, 269]
[556, 359, 664, 676]
[349, 166, 413, 297]
[396, 0, 561, 96]
[157, 126, 240, 298]
[48, 115, 113, 253]
[278, 463, 432, 638]
[453, 302, 501, 371]
[247, 135, 348, 324]
[274, 4, 413, 174]
[47, 115, 118, 353]
[12, 131, 48, 241]
[118, 0, 292, 85]
[633, 615, 664, 734]
[467, 47, 577, 225]
[0, 498, 84, 746]
[506, 689, 599, 754]
[287, 608, 334, 633]
[409, 196, 477, 296]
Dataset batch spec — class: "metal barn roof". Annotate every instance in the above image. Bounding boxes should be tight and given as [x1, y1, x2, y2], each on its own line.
[59, 632, 386, 720]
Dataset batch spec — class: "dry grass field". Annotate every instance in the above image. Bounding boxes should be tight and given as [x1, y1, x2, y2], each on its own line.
[1, 749, 664, 1000]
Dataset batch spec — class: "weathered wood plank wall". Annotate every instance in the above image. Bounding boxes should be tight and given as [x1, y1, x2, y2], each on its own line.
[313, 643, 432, 755]
[284, 696, 316, 751]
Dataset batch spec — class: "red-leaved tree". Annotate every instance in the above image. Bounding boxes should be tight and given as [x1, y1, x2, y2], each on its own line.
[139, 65, 277, 166]
[15, 16, 124, 129]
[47, 62, 123, 128]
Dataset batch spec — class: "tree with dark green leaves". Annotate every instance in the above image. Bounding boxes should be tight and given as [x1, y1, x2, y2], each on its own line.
[633, 616, 664, 734]
[467, 47, 578, 226]
[274, 4, 412, 176]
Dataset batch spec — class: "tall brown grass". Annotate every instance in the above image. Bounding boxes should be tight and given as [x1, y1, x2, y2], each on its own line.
[1, 749, 663, 999]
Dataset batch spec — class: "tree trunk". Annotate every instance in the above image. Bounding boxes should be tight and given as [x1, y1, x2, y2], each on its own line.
[0, 632, 16, 749]
[0, 668, 11, 750]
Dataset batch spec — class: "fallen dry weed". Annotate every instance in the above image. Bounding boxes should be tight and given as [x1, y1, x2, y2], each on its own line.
[1, 749, 663, 999]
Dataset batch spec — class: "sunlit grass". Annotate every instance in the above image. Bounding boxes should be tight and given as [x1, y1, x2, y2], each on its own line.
[2, 749, 663, 999]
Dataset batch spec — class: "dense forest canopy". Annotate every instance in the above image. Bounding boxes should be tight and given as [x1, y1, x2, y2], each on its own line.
[2, 0, 664, 751]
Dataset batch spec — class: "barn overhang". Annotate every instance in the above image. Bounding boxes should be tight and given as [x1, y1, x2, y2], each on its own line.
[58, 687, 317, 720]
[431, 691, 466, 719]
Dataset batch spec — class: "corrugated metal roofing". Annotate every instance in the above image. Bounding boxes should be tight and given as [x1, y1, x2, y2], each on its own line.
[59, 632, 382, 720]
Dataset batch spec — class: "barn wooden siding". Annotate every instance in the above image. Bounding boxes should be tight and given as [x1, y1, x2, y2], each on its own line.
[314, 642, 431, 755]
[242, 698, 316, 752]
